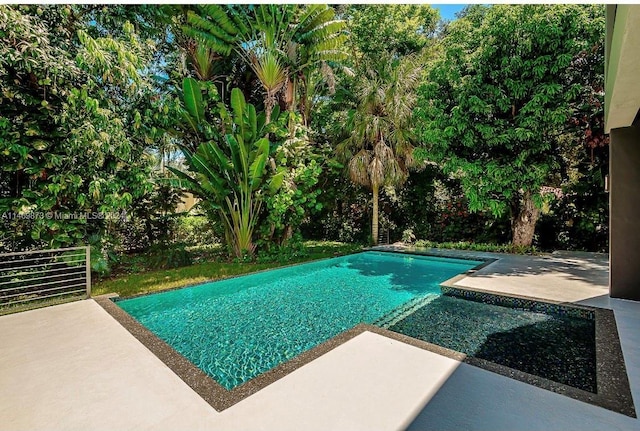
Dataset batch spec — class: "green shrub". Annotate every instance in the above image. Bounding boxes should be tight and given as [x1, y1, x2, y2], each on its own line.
[413, 240, 538, 255]
[145, 243, 194, 269]
[174, 215, 220, 247]
[256, 238, 308, 264]
[401, 228, 416, 244]
[88, 234, 121, 278]
[90, 252, 111, 277]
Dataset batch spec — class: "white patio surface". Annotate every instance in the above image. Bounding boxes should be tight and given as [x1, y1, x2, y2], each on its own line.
[1, 250, 639, 431]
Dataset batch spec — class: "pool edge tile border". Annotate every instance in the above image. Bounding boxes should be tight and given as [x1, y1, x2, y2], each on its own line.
[374, 307, 635, 418]
[594, 308, 636, 417]
[95, 288, 635, 417]
[362, 321, 632, 418]
[95, 295, 377, 411]
[96, 292, 468, 412]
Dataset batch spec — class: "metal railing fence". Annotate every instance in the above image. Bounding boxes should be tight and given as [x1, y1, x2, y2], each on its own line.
[0, 246, 90, 312]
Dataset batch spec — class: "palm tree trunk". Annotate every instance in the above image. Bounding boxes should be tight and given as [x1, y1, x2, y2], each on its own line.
[372, 184, 379, 246]
[265, 100, 272, 124]
[265, 92, 276, 124]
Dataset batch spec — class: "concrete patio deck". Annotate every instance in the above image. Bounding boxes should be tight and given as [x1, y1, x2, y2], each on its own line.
[1, 249, 639, 431]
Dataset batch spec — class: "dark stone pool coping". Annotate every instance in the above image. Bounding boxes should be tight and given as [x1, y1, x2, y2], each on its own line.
[93, 250, 636, 417]
[96, 295, 380, 411]
[440, 285, 595, 319]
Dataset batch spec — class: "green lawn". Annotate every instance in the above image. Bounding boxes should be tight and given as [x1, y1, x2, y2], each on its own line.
[93, 241, 362, 298]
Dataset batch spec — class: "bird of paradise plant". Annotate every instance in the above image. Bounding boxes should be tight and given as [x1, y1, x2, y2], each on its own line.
[170, 78, 284, 257]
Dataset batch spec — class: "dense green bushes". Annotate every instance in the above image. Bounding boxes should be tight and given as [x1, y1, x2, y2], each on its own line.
[413, 240, 538, 255]
[1, 4, 610, 264]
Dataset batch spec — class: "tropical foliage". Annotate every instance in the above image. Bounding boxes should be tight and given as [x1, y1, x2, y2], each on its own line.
[0, 4, 610, 265]
[0, 5, 156, 252]
[171, 82, 284, 257]
[259, 117, 323, 248]
[415, 4, 605, 246]
[183, 4, 348, 124]
[338, 53, 423, 245]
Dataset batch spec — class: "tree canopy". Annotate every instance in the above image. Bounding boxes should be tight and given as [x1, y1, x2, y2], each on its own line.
[0, 5, 157, 249]
[343, 5, 439, 57]
[0, 4, 610, 258]
[415, 4, 605, 246]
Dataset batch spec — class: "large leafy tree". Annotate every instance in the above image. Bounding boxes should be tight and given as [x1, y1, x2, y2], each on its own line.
[537, 19, 609, 252]
[343, 4, 439, 58]
[338, 53, 423, 245]
[0, 5, 157, 251]
[416, 4, 604, 246]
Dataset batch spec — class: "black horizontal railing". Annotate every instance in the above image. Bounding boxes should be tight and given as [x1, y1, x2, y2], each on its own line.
[0, 246, 91, 313]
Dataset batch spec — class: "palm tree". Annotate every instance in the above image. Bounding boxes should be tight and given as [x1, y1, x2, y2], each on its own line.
[338, 53, 423, 245]
[183, 4, 347, 124]
[184, 40, 223, 82]
[280, 5, 349, 125]
[248, 48, 287, 124]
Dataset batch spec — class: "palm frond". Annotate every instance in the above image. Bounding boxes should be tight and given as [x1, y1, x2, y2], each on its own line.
[251, 50, 288, 94]
[227, 6, 250, 36]
[297, 8, 336, 39]
[181, 25, 232, 56]
[320, 61, 336, 94]
[295, 5, 331, 35]
[374, 142, 394, 164]
[200, 4, 240, 37]
[186, 10, 235, 42]
[348, 149, 372, 187]
[188, 41, 222, 81]
[384, 159, 408, 187]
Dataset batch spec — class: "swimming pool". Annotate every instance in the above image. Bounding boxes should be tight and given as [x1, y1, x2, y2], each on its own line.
[116, 251, 481, 390]
[105, 250, 634, 416]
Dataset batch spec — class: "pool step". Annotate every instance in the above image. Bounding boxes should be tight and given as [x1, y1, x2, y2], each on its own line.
[374, 294, 439, 329]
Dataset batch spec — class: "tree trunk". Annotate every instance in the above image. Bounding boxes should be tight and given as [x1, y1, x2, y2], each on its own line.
[284, 77, 295, 109]
[265, 105, 272, 125]
[265, 92, 275, 124]
[283, 225, 293, 244]
[372, 184, 379, 246]
[511, 191, 540, 247]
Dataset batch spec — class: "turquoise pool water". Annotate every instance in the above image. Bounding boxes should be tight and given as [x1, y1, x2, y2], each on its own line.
[117, 251, 480, 389]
